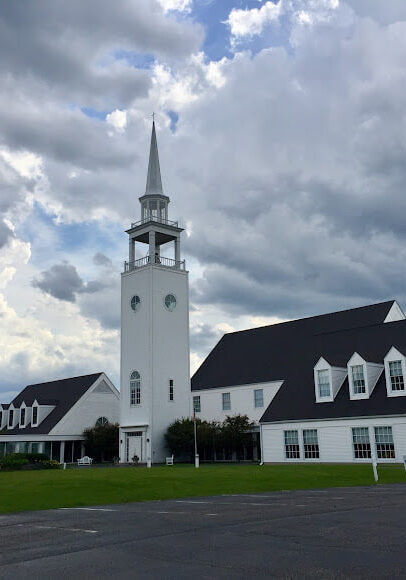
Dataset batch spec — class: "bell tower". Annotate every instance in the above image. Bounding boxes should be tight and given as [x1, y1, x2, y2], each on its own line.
[119, 121, 190, 464]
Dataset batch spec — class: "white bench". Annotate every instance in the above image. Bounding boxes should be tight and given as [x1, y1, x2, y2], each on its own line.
[166, 454, 174, 466]
[77, 456, 93, 466]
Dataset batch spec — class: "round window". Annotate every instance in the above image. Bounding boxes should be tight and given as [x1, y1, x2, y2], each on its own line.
[164, 294, 177, 312]
[95, 417, 109, 427]
[130, 295, 141, 312]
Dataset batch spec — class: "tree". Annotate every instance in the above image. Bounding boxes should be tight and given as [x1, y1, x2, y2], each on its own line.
[165, 418, 218, 460]
[83, 422, 119, 462]
[221, 415, 253, 459]
[165, 415, 253, 461]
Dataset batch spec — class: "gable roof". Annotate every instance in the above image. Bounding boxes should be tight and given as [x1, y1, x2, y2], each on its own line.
[2, 373, 102, 435]
[191, 300, 406, 422]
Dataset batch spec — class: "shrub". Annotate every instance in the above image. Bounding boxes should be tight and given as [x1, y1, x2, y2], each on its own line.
[38, 459, 61, 470]
[0, 456, 29, 470]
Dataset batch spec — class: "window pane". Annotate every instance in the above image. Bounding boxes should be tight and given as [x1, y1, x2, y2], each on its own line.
[303, 429, 319, 459]
[389, 361, 405, 391]
[193, 396, 201, 413]
[352, 427, 371, 458]
[222, 392, 231, 411]
[375, 426, 395, 459]
[351, 365, 366, 394]
[130, 371, 141, 405]
[317, 369, 331, 397]
[284, 430, 300, 458]
[254, 389, 264, 408]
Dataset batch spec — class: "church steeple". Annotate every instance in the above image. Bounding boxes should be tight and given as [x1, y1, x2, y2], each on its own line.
[145, 121, 163, 196]
[124, 119, 184, 272]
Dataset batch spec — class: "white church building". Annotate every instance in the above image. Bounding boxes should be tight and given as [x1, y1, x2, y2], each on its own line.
[118, 122, 406, 466]
[119, 122, 190, 464]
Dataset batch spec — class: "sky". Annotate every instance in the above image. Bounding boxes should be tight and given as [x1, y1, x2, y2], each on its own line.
[1, 0, 406, 401]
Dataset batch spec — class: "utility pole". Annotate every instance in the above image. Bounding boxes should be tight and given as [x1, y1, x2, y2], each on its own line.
[193, 409, 199, 468]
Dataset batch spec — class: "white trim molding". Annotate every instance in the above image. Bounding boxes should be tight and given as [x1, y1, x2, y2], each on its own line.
[347, 352, 383, 401]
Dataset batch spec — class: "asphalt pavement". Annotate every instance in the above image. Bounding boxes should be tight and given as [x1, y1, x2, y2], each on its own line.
[1, 483, 406, 579]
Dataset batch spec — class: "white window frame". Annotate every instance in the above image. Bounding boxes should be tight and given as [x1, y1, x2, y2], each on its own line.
[19, 404, 27, 428]
[384, 347, 406, 398]
[374, 425, 396, 460]
[347, 352, 383, 400]
[302, 429, 320, 460]
[284, 430, 300, 460]
[31, 403, 39, 427]
[351, 426, 371, 460]
[8, 408, 14, 429]
[314, 357, 347, 403]
[169, 379, 174, 402]
[130, 371, 141, 406]
[254, 388, 264, 408]
[222, 392, 231, 411]
[193, 395, 201, 413]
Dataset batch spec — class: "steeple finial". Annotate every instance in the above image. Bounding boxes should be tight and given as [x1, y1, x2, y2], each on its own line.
[145, 118, 163, 195]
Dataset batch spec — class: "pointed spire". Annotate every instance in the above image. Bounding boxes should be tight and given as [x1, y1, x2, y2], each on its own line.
[145, 120, 163, 195]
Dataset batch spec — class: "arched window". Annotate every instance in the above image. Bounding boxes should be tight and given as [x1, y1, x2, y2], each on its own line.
[130, 371, 141, 405]
[95, 417, 109, 427]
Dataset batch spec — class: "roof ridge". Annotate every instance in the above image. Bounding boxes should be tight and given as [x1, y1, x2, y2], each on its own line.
[24, 372, 102, 389]
[223, 300, 395, 338]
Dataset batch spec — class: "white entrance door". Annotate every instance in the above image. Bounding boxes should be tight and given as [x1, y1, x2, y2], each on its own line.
[126, 432, 143, 462]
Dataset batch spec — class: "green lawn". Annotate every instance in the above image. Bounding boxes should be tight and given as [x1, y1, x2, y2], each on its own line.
[1, 463, 405, 514]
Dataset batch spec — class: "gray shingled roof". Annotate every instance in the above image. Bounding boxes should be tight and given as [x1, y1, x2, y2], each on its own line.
[191, 300, 406, 422]
[1, 373, 102, 435]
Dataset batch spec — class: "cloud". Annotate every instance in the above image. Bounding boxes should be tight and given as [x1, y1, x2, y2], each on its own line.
[0, 221, 13, 249]
[32, 262, 104, 303]
[1, 0, 406, 396]
[106, 109, 128, 134]
[157, 0, 193, 13]
[93, 252, 113, 267]
[226, 1, 282, 40]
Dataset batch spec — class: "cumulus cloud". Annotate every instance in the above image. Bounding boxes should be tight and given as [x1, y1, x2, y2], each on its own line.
[93, 252, 113, 267]
[157, 0, 192, 13]
[227, 1, 282, 40]
[32, 262, 104, 303]
[1, 0, 406, 396]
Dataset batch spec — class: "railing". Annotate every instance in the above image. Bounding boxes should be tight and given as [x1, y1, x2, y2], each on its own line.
[130, 217, 179, 229]
[124, 255, 186, 272]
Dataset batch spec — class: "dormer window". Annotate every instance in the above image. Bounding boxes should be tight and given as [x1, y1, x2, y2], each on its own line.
[8, 409, 14, 428]
[317, 370, 331, 398]
[388, 361, 404, 391]
[32, 405, 38, 426]
[350, 365, 366, 395]
[314, 357, 347, 403]
[20, 407, 26, 427]
[347, 353, 383, 400]
[384, 347, 406, 398]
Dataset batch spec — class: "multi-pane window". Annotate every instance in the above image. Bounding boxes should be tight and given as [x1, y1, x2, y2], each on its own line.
[169, 379, 174, 402]
[193, 396, 201, 413]
[254, 389, 264, 408]
[222, 392, 231, 411]
[389, 361, 405, 391]
[317, 370, 331, 398]
[303, 429, 319, 459]
[20, 408, 26, 426]
[130, 371, 141, 405]
[352, 427, 371, 458]
[8, 410, 14, 428]
[351, 365, 366, 394]
[375, 426, 395, 459]
[32, 406, 38, 425]
[284, 430, 300, 459]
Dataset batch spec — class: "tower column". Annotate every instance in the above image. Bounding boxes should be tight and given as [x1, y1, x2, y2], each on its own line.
[174, 235, 181, 263]
[129, 238, 135, 264]
[149, 230, 156, 263]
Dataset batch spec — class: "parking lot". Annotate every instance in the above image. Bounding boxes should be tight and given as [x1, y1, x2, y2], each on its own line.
[1, 483, 406, 579]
